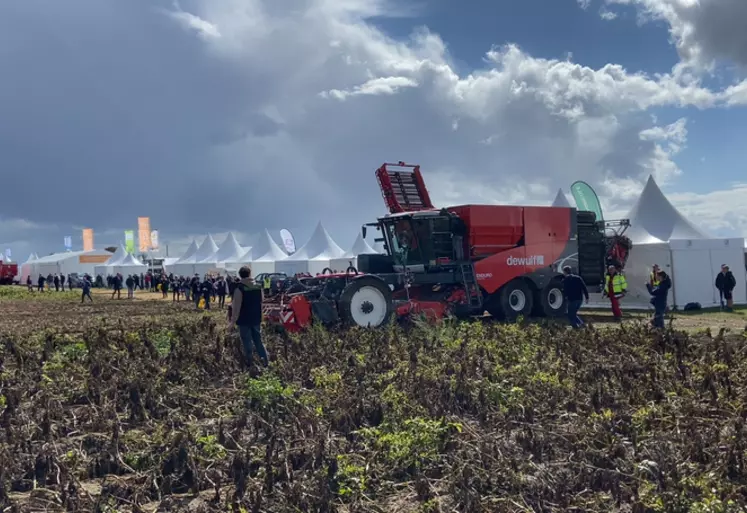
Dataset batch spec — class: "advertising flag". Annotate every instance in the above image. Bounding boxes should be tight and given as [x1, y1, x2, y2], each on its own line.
[150, 230, 159, 250]
[570, 181, 605, 222]
[4, 248, 11, 261]
[279, 229, 296, 254]
[64, 236, 72, 250]
[138, 217, 152, 252]
[82, 228, 94, 251]
[124, 230, 135, 254]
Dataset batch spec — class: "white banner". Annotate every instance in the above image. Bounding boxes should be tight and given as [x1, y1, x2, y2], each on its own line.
[150, 230, 159, 250]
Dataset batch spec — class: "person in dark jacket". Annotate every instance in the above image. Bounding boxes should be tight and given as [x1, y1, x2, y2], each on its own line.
[81, 277, 93, 303]
[38, 274, 45, 292]
[111, 274, 122, 299]
[562, 266, 589, 328]
[27, 275, 33, 292]
[201, 277, 212, 310]
[60, 274, 66, 291]
[229, 266, 269, 368]
[125, 275, 135, 299]
[646, 270, 671, 328]
[53, 274, 60, 292]
[715, 265, 737, 311]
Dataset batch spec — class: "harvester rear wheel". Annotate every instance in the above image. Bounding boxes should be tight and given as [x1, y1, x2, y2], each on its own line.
[339, 276, 393, 328]
[538, 278, 566, 317]
[499, 279, 534, 321]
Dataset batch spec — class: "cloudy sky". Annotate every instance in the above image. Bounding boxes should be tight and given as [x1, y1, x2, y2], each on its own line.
[1, 0, 746, 259]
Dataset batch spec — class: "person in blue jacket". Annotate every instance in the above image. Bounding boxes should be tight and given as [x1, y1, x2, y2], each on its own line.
[646, 270, 671, 328]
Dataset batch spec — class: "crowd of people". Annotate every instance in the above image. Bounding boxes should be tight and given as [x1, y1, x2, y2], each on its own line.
[562, 263, 737, 329]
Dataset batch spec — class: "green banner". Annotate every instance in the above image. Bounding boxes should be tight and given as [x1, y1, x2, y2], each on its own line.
[570, 181, 604, 222]
[124, 230, 135, 254]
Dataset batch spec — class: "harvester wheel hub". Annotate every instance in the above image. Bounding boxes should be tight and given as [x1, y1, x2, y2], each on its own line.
[508, 290, 526, 312]
[349, 285, 387, 327]
[548, 288, 563, 309]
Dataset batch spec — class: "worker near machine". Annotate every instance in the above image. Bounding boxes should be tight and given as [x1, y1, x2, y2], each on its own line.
[562, 266, 589, 329]
[649, 264, 660, 287]
[646, 270, 671, 328]
[263, 275, 271, 295]
[229, 266, 269, 369]
[715, 264, 736, 311]
[604, 265, 627, 321]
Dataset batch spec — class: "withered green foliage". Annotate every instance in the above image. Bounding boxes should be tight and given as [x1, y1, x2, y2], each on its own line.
[1, 308, 747, 512]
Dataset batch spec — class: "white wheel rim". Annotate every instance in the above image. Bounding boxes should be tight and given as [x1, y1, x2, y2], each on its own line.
[350, 286, 388, 327]
[509, 290, 526, 312]
[548, 288, 563, 310]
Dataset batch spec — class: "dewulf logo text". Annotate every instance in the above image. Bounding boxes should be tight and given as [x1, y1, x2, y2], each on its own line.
[506, 255, 545, 266]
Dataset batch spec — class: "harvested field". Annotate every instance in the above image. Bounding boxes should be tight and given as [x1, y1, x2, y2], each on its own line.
[1, 287, 747, 512]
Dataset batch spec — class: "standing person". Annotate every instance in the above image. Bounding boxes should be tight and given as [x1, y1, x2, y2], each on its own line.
[172, 277, 180, 302]
[27, 275, 33, 292]
[191, 275, 201, 308]
[46, 273, 53, 290]
[562, 266, 589, 328]
[53, 274, 60, 292]
[229, 266, 269, 368]
[647, 270, 671, 328]
[715, 264, 737, 312]
[604, 265, 627, 321]
[133, 273, 140, 291]
[111, 274, 122, 299]
[126, 275, 135, 299]
[161, 275, 169, 299]
[263, 275, 271, 296]
[60, 274, 66, 291]
[81, 276, 93, 303]
[38, 274, 45, 292]
[201, 276, 212, 310]
[649, 264, 661, 288]
[216, 276, 227, 309]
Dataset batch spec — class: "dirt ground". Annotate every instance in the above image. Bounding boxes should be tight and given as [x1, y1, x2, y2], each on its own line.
[1, 286, 744, 334]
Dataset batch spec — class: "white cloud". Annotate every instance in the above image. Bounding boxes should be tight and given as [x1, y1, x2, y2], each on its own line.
[599, 8, 619, 20]
[0, 0, 746, 259]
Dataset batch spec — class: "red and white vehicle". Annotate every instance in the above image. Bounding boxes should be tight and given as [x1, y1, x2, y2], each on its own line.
[263, 162, 630, 331]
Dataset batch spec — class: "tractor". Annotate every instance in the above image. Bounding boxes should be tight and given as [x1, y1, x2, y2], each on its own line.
[263, 162, 631, 331]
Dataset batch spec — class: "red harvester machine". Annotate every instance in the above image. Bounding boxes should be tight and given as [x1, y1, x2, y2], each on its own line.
[0, 260, 18, 285]
[263, 162, 631, 331]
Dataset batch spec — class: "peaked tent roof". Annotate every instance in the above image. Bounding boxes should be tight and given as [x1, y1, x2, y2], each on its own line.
[625, 175, 709, 244]
[249, 230, 289, 262]
[194, 234, 219, 262]
[343, 233, 377, 258]
[552, 189, 571, 207]
[24, 253, 38, 263]
[105, 244, 128, 266]
[210, 232, 246, 263]
[118, 253, 146, 267]
[290, 222, 345, 260]
[176, 240, 200, 263]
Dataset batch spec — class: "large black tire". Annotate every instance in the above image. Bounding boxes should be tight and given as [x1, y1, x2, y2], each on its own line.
[537, 278, 566, 318]
[339, 276, 393, 328]
[499, 279, 534, 321]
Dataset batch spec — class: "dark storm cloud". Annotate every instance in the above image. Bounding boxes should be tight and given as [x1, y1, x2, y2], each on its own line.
[0, 0, 324, 254]
[688, 0, 747, 68]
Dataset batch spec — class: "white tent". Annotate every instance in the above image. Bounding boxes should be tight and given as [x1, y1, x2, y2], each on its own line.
[191, 234, 221, 276]
[94, 244, 128, 277]
[210, 232, 246, 265]
[19, 253, 38, 283]
[113, 253, 147, 276]
[169, 239, 202, 276]
[552, 189, 571, 208]
[32, 249, 113, 280]
[619, 176, 744, 308]
[276, 222, 345, 276]
[330, 234, 378, 271]
[242, 230, 289, 275]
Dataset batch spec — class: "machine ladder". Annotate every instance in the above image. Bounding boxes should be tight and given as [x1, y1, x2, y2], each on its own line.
[460, 263, 483, 310]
